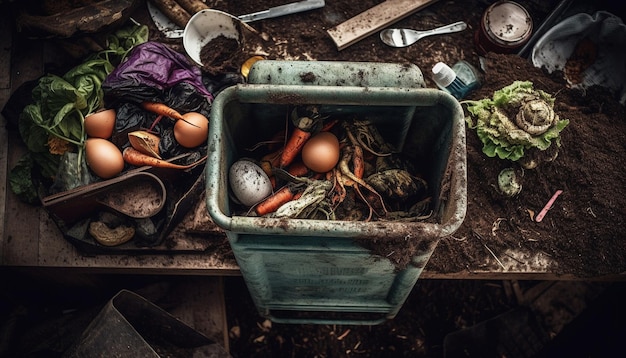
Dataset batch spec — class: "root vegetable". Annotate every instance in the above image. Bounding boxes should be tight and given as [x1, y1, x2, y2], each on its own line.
[280, 106, 323, 168]
[140, 101, 200, 129]
[352, 145, 364, 178]
[175, 0, 209, 14]
[149, 0, 191, 28]
[123, 147, 206, 169]
[280, 127, 311, 168]
[254, 185, 296, 216]
[141, 101, 186, 121]
[287, 159, 310, 177]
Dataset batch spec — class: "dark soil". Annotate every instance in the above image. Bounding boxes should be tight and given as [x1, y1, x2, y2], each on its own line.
[200, 35, 242, 75]
[223, 276, 519, 358]
[435, 52, 626, 278]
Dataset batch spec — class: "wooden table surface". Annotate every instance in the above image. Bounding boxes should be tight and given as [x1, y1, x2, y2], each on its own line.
[1, 4, 621, 282]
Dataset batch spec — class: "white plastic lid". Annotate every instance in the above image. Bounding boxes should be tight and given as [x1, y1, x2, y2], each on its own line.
[432, 62, 456, 87]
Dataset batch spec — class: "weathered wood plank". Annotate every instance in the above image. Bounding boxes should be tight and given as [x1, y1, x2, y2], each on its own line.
[327, 0, 440, 50]
[0, 8, 11, 265]
[2, 29, 45, 267]
[165, 276, 230, 352]
[0, 9, 11, 90]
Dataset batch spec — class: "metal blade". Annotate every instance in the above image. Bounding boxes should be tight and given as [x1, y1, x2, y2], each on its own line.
[238, 0, 325, 22]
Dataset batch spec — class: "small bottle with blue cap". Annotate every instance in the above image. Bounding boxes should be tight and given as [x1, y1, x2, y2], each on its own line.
[431, 60, 482, 100]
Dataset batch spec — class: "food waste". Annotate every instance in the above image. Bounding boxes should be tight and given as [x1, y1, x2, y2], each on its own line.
[228, 105, 431, 222]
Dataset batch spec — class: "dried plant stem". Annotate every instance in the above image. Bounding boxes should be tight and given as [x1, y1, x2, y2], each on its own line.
[484, 243, 506, 270]
[472, 230, 506, 270]
[337, 329, 351, 340]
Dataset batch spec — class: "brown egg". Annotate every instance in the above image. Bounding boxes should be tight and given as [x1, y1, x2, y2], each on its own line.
[84, 108, 116, 139]
[174, 112, 209, 148]
[85, 138, 124, 179]
[301, 131, 340, 173]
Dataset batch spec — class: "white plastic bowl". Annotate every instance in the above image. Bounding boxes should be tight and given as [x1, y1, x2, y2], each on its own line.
[531, 11, 626, 104]
[183, 9, 243, 67]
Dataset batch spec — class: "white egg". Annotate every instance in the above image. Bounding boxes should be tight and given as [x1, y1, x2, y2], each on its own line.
[229, 159, 273, 207]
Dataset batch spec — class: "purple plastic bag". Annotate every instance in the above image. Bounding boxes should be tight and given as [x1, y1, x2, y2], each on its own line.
[102, 41, 212, 103]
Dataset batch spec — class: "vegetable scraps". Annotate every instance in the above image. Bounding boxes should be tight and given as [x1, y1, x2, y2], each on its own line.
[462, 81, 569, 162]
[10, 23, 149, 203]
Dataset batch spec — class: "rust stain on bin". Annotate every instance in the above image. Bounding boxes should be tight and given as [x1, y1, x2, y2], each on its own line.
[267, 93, 307, 104]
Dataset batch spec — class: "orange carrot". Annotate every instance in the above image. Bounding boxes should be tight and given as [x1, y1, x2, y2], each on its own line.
[141, 101, 185, 121]
[280, 128, 311, 168]
[352, 145, 364, 179]
[123, 147, 206, 169]
[287, 159, 309, 177]
[321, 118, 339, 132]
[141, 101, 201, 129]
[254, 185, 295, 216]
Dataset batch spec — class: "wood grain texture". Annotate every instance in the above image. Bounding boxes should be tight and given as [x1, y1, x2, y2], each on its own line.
[327, 0, 440, 50]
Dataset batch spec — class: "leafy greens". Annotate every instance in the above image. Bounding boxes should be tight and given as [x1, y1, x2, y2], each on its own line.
[10, 23, 148, 203]
[462, 81, 569, 162]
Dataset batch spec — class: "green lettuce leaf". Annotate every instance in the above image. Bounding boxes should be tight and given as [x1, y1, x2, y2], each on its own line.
[462, 81, 569, 162]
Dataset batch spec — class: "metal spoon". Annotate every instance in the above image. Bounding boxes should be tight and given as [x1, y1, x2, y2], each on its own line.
[380, 21, 468, 47]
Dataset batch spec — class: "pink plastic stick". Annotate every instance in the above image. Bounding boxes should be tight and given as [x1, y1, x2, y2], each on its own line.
[535, 190, 564, 222]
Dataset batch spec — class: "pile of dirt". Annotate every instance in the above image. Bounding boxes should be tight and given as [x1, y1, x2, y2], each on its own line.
[431, 52, 626, 278]
[200, 35, 243, 75]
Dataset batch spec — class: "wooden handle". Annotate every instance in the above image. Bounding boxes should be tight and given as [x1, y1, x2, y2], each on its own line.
[326, 0, 441, 51]
[175, 0, 210, 15]
[150, 0, 191, 28]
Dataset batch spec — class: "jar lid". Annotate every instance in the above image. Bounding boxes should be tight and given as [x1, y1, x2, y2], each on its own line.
[484, 1, 532, 46]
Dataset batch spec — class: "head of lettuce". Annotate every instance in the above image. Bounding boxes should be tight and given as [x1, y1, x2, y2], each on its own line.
[462, 81, 569, 169]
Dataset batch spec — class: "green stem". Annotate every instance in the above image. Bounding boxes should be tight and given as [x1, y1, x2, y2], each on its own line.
[77, 109, 86, 167]
[45, 129, 83, 147]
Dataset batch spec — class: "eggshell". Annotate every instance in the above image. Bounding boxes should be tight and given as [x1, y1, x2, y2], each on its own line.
[85, 109, 116, 139]
[174, 112, 209, 148]
[229, 159, 273, 207]
[85, 138, 124, 179]
[301, 132, 340, 173]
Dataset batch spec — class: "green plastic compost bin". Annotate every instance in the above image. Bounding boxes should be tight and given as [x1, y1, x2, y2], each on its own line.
[206, 61, 466, 325]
